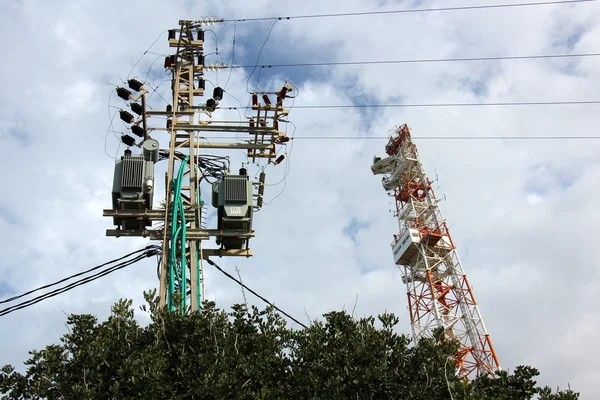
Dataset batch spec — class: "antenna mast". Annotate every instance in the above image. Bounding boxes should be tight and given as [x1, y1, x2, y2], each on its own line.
[372, 124, 501, 378]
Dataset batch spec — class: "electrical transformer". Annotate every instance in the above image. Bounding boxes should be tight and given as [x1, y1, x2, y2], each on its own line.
[211, 174, 254, 249]
[111, 140, 159, 230]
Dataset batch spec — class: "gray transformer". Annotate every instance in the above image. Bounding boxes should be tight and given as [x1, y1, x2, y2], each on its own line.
[211, 175, 254, 249]
[111, 153, 155, 230]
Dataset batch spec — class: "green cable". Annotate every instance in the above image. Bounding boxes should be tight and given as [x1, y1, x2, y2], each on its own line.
[168, 157, 189, 313]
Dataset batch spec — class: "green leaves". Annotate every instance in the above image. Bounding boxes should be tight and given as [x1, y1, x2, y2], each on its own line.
[0, 294, 580, 399]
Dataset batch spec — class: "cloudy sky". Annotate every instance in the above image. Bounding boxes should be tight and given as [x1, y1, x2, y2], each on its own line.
[1, 0, 599, 396]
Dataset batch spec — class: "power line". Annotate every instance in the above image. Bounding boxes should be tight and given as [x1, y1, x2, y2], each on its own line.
[223, 0, 595, 22]
[206, 259, 308, 329]
[0, 246, 156, 305]
[289, 101, 600, 108]
[209, 100, 600, 112]
[0, 246, 161, 317]
[198, 135, 600, 141]
[231, 52, 600, 69]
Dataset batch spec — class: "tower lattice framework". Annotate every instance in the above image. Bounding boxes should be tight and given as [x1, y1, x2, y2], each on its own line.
[372, 124, 500, 378]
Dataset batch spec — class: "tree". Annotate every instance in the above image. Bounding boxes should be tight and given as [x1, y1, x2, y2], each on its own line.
[0, 291, 579, 399]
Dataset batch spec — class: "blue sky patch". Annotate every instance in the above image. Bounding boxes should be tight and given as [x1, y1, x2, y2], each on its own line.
[343, 218, 370, 242]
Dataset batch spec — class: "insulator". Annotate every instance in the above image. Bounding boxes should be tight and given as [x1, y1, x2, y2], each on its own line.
[130, 102, 143, 115]
[124, 149, 132, 156]
[279, 86, 289, 98]
[197, 79, 205, 90]
[276, 95, 283, 108]
[121, 134, 136, 147]
[262, 94, 271, 105]
[213, 87, 224, 101]
[166, 104, 173, 113]
[119, 110, 135, 124]
[197, 30, 204, 41]
[252, 94, 258, 106]
[259, 119, 266, 127]
[131, 125, 145, 137]
[168, 29, 176, 40]
[239, 167, 247, 176]
[278, 136, 290, 143]
[164, 55, 176, 68]
[116, 87, 132, 101]
[206, 98, 216, 112]
[127, 79, 144, 92]
[166, 119, 172, 129]
[198, 54, 204, 66]
[274, 155, 285, 165]
[273, 120, 279, 131]
[249, 118, 255, 127]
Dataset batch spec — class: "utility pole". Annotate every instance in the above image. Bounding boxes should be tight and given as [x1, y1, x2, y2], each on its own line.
[104, 19, 295, 312]
[371, 125, 501, 378]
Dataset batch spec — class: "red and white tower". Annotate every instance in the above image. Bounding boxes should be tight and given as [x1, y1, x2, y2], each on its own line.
[372, 124, 501, 378]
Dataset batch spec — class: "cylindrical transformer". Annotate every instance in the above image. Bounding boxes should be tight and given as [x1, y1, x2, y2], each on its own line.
[143, 139, 160, 163]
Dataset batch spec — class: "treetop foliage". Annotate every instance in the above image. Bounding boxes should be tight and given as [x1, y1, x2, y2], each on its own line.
[0, 290, 579, 399]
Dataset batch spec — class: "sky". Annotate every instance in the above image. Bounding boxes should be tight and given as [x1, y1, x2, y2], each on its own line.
[0, 0, 599, 397]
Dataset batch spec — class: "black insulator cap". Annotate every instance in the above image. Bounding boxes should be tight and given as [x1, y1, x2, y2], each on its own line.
[206, 98, 216, 112]
[119, 110, 135, 124]
[168, 29, 176, 40]
[239, 167, 247, 176]
[262, 94, 271, 105]
[213, 87, 224, 101]
[127, 78, 144, 92]
[198, 55, 204, 66]
[121, 134, 136, 147]
[197, 30, 204, 41]
[130, 102, 143, 115]
[131, 125, 145, 137]
[166, 104, 173, 113]
[116, 87, 132, 100]
[124, 149, 132, 156]
[197, 79, 205, 90]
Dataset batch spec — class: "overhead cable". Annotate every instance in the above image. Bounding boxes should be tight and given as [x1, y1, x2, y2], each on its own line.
[231, 52, 600, 69]
[0, 246, 161, 317]
[0, 246, 157, 305]
[223, 0, 595, 22]
[206, 259, 309, 329]
[192, 135, 600, 141]
[198, 100, 600, 112]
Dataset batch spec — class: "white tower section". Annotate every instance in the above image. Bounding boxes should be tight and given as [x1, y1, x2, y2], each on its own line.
[372, 125, 500, 378]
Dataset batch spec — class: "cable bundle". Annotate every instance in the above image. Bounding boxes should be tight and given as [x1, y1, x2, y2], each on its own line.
[0, 245, 161, 317]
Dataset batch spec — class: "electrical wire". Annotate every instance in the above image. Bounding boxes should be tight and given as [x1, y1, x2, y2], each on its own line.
[127, 30, 169, 80]
[223, 21, 238, 91]
[0, 246, 161, 317]
[223, 0, 596, 22]
[245, 19, 279, 94]
[204, 100, 600, 110]
[231, 52, 600, 69]
[189, 135, 600, 141]
[206, 259, 308, 329]
[264, 121, 297, 206]
[0, 246, 157, 305]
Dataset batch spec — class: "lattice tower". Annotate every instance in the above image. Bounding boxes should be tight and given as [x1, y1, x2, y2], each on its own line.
[372, 124, 501, 378]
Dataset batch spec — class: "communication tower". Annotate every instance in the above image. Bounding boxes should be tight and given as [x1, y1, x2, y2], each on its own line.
[371, 125, 500, 378]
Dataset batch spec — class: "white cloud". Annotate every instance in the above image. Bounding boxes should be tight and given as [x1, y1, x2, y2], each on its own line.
[0, 0, 599, 397]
